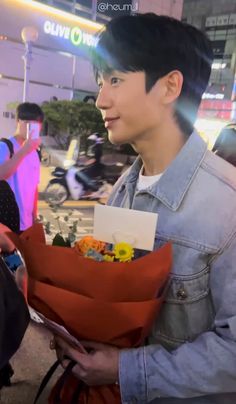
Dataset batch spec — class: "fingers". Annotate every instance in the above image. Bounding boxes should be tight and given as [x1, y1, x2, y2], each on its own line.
[50, 337, 84, 376]
[49, 337, 119, 386]
[49, 338, 56, 350]
[54, 336, 71, 352]
[80, 340, 107, 350]
[23, 138, 41, 154]
[0, 223, 11, 233]
[54, 336, 87, 363]
[0, 231, 15, 252]
[50, 337, 68, 366]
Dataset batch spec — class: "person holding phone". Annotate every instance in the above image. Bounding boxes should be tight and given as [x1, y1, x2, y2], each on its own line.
[0, 103, 44, 231]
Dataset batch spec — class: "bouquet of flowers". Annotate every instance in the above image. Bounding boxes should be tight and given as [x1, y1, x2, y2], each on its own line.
[9, 223, 172, 404]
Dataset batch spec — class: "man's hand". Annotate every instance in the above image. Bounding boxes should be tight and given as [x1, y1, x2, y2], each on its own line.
[53, 337, 119, 386]
[0, 136, 41, 181]
[0, 224, 15, 252]
[22, 137, 41, 155]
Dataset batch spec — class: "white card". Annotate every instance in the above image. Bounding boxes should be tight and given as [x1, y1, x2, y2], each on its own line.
[93, 205, 158, 251]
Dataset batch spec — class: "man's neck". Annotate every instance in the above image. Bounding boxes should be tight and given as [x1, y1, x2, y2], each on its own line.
[132, 121, 188, 176]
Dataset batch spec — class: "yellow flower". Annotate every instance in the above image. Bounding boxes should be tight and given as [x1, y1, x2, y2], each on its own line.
[103, 254, 115, 262]
[113, 242, 134, 262]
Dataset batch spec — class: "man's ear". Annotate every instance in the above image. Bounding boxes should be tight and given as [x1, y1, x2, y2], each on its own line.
[17, 119, 24, 126]
[163, 70, 183, 104]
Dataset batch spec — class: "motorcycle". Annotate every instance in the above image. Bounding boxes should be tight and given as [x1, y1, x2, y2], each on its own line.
[44, 160, 124, 206]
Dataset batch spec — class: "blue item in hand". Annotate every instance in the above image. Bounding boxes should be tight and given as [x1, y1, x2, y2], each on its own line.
[4, 252, 23, 273]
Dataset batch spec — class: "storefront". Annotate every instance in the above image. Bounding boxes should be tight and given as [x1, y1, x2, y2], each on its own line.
[196, 98, 232, 149]
[0, 0, 103, 136]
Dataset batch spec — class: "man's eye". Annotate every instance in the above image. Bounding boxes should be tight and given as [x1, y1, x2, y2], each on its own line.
[110, 77, 121, 85]
[97, 82, 103, 89]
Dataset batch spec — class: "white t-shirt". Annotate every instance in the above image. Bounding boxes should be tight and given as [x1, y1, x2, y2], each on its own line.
[136, 166, 163, 191]
[0, 137, 40, 230]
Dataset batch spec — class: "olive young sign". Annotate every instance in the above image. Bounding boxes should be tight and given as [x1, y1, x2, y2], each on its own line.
[1, 1, 103, 58]
[43, 20, 98, 48]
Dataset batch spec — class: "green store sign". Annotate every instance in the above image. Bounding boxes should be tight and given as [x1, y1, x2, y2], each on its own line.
[43, 20, 97, 48]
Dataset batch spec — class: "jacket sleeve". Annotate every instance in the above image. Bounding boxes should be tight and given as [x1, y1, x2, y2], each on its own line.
[119, 232, 236, 403]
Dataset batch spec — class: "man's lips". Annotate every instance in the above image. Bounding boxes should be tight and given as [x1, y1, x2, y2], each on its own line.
[104, 117, 120, 128]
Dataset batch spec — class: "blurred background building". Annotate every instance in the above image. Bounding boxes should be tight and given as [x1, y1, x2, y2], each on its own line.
[0, 0, 235, 143]
[0, 0, 183, 136]
[0, 0, 102, 135]
[33, 0, 183, 22]
[182, 0, 236, 125]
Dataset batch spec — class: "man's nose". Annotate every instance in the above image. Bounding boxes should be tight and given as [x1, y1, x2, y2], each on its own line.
[96, 86, 112, 110]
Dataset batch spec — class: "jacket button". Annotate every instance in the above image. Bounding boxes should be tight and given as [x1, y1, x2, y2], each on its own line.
[177, 288, 188, 299]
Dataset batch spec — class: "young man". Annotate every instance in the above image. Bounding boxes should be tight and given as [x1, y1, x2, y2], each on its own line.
[0, 103, 43, 231]
[54, 14, 236, 403]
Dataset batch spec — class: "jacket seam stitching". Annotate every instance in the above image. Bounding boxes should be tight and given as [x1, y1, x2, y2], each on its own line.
[208, 230, 236, 265]
[201, 160, 236, 191]
[156, 234, 219, 253]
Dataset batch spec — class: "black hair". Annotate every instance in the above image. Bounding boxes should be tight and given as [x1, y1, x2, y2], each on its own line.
[16, 102, 44, 122]
[212, 124, 236, 167]
[92, 13, 213, 136]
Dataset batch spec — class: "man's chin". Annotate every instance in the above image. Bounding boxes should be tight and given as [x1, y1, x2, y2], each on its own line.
[108, 133, 128, 146]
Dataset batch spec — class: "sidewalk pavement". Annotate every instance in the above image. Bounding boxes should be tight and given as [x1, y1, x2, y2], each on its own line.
[0, 323, 63, 404]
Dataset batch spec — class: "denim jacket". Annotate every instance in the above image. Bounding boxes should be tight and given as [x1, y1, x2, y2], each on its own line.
[108, 132, 236, 404]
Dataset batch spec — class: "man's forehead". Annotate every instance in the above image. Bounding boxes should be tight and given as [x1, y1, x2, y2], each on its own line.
[96, 69, 118, 80]
[96, 70, 142, 81]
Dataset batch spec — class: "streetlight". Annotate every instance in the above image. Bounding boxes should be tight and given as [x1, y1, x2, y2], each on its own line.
[21, 26, 39, 102]
[92, 0, 97, 21]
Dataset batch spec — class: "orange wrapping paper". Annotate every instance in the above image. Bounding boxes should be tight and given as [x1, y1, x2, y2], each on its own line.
[9, 224, 172, 403]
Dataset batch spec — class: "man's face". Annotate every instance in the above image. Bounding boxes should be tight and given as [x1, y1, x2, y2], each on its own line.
[96, 70, 166, 146]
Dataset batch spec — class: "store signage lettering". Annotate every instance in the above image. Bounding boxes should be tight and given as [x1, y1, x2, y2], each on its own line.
[206, 13, 236, 27]
[43, 20, 97, 47]
[202, 93, 225, 100]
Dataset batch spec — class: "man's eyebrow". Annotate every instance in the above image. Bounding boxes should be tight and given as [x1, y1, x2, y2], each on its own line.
[96, 71, 115, 83]
[95, 71, 102, 84]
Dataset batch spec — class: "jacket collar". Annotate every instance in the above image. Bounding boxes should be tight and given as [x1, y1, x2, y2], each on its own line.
[122, 131, 208, 211]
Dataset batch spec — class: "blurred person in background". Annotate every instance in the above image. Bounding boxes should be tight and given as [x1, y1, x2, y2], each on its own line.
[84, 132, 104, 177]
[0, 103, 43, 231]
[88, 133, 104, 164]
